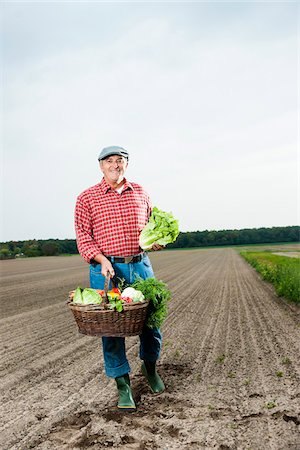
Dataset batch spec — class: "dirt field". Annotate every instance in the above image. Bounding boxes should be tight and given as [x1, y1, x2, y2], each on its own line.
[1, 248, 300, 450]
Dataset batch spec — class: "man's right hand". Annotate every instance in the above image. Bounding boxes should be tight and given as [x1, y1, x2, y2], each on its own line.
[93, 254, 115, 278]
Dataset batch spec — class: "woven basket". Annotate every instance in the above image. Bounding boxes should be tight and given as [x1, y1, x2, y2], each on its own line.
[67, 276, 149, 337]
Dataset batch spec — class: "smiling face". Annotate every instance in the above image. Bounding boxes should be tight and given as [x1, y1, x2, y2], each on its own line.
[100, 154, 128, 187]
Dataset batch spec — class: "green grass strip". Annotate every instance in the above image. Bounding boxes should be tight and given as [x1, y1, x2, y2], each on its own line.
[240, 251, 300, 304]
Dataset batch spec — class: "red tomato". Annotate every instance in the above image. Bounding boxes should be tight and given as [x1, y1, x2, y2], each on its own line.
[121, 296, 133, 303]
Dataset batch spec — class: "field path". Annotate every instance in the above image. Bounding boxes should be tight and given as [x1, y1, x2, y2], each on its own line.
[0, 249, 299, 449]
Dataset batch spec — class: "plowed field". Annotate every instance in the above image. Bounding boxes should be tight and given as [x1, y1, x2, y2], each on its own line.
[1, 248, 300, 450]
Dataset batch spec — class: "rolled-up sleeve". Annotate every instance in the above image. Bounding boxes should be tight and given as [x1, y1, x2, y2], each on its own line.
[74, 196, 102, 263]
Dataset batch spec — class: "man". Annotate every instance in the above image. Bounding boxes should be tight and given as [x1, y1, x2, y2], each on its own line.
[75, 145, 164, 411]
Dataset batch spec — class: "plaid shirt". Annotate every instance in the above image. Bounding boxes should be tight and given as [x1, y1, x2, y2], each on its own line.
[75, 177, 152, 263]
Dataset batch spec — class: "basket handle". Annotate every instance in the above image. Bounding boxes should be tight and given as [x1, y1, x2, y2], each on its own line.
[103, 273, 116, 304]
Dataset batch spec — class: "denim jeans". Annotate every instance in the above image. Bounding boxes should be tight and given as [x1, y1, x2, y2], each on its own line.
[90, 253, 162, 378]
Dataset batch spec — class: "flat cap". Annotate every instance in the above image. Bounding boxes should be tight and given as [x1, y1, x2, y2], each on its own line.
[98, 146, 129, 161]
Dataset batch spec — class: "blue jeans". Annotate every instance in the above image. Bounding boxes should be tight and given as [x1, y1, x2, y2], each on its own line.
[90, 253, 162, 378]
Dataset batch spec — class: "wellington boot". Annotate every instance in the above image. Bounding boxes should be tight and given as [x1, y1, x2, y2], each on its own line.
[115, 374, 136, 411]
[141, 361, 165, 394]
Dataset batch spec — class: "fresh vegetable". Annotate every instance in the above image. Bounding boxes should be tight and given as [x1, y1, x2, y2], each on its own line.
[71, 285, 145, 311]
[121, 287, 137, 298]
[121, 287, 145, 303]
[107, 292, 121, 300]
[132, 290, 145, 303]
[139, 207, 179, 250]
[72, 287, 102, 305]
[121, 296, 133, 303]
[73, 287, 84, 304]
[108, 298, 123, 312]
[96, 289, 105, 296]
[131, 277, 171, 328]
[106, 290, 122, 311]
[82, 288, 102, 305]
[110, 287, 121, 295]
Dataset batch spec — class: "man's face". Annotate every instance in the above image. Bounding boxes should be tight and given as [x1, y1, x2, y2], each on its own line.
[100, 155, 128, 185]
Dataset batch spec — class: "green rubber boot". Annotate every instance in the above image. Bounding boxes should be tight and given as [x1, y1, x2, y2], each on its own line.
[141, 361, 165, 394]
[115, 374, 136, 411]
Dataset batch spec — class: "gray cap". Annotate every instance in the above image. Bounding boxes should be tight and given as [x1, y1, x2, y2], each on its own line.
[98, 146, 129, 161]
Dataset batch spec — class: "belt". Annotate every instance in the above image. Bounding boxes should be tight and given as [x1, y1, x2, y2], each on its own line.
[105, 253, 144, 264]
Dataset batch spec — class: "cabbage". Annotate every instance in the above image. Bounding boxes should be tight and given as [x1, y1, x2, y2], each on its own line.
[139, 207, 179, 250]
[121, 287, 145, 303]
[73, 287, 83, 304]
[82, 288, 102, 305]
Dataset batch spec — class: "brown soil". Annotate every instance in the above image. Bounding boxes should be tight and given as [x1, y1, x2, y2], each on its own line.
[1, 249, 300, 450]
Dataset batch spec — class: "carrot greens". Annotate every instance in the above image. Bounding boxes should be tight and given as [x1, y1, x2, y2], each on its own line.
[131, 277, 171, 328]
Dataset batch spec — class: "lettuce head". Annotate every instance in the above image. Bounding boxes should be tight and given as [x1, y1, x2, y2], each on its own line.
[82, 288, 102, 305]
[73, 287, 83, 304]
[139, 207, 179, 250]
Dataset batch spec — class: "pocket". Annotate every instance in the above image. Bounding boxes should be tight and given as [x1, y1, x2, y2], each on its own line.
[89, 264, 106, 289]
[143, 257, 151, 268]
[90, 263, 102, 275]
[142, 255, 154, 276]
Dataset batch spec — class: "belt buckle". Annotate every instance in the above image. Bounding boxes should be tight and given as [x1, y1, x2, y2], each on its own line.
[124, 256, 134, 264]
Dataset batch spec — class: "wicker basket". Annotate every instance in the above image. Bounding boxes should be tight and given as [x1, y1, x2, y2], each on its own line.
[67, 276, 149, 337]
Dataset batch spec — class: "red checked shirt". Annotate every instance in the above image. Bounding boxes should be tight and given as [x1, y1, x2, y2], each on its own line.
[75, 177, 152, 263]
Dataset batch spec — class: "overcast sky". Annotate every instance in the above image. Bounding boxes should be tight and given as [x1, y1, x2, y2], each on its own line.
[1, 1, 299, 242]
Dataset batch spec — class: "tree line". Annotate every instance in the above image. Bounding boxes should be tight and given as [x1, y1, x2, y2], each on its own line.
[0, 226, 299, 259]
[167, 225, 299, 249]
[0, 239, 78, 259]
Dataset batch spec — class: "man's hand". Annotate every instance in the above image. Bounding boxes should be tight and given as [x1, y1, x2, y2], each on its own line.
[150, 243, 165, 251]
[93, 254, 115, 277]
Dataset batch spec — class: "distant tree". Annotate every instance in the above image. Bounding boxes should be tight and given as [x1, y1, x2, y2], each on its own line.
[1, 226, 299, 256]
[58, 239, 78, 254]
[168, 226, 299, 249]
[0, 248, 11, 259]
[23, 240, 42, 257]
[41, 242, 59, 256]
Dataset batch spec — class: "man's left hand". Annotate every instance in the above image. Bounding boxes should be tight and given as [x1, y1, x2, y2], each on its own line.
[151, 243, 165, 251]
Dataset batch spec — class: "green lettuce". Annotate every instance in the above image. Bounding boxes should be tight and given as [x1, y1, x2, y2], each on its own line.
[82, 288, 102, 305]
[139, 207, 179, 250]
[73, 287, 83, 304]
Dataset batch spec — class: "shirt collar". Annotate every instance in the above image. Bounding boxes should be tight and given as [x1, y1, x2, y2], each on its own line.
[99, 177, 134, 194]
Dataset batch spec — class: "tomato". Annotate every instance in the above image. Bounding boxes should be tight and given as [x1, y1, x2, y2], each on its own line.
[96, 289, 105, 296]
[121, 296, 133, 303]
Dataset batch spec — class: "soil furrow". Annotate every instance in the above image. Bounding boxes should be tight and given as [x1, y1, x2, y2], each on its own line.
[0, 321, 78, 373]
[237, 258, 300, 379]
[161, 252, 229, 367]
[238, 258, 300, 374]
[1, 250, 299, 450]
[157, 256, 222, 338]
[227, 251, 277, 447]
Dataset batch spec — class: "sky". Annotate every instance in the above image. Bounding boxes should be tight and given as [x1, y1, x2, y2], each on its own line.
[1, 1, 299, 242]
